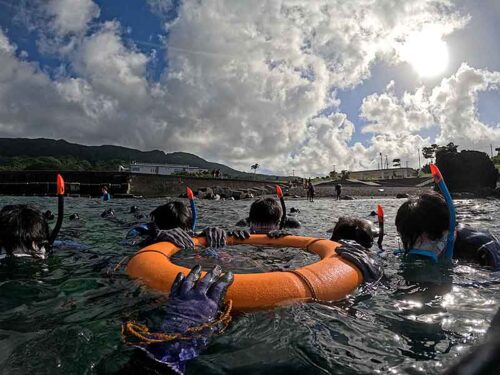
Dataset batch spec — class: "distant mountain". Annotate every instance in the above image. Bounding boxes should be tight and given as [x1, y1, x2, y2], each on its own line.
[0, 138, 269, 179]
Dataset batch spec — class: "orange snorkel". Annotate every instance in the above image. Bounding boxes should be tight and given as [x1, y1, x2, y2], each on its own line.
[186, 187, 197, 232]
[377, 204, 384, 250]
[276, 185, 286, 229]
[49, 174, 65, 244]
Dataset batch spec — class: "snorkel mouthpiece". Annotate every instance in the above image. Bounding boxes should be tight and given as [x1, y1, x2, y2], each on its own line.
[49, 174, 65, 244]
[377, 204, 384, 249]
[186, 187, 197, 232]
[430, 163, 456, 258]
[276, 185, 287, 229]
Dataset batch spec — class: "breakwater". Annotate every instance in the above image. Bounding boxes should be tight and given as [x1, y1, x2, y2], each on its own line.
[0, 171, 284, 198]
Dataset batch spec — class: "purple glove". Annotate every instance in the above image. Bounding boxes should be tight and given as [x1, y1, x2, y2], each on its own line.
[154, 227, 194, 249]
[137, 265, 234, 373]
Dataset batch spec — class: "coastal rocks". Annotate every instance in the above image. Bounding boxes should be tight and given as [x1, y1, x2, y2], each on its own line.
[197, 187, 214, 199]
[340, 195, 354, 200]
[396, 193, 410, 199]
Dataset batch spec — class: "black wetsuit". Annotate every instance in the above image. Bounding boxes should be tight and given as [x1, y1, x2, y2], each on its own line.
[454, 227, 500, 270]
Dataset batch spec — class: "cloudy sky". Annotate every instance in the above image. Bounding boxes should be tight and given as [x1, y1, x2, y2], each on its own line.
[0, 0, 499, 176]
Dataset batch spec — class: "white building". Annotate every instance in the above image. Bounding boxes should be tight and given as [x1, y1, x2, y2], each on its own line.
[130, 162, 208, 176]
[349, 167, 418, 180]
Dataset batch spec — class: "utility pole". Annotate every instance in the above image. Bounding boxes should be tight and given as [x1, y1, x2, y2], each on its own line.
[490, 144, 494, 158]
[385, 155, 389, 169]
[379, 152, 383, 170]
[417, 148, 421, 169]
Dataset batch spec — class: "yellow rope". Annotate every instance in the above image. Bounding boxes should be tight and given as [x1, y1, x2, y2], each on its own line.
[122, 300, 233, 345]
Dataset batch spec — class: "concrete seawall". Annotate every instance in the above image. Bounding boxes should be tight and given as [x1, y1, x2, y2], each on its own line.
[129, 174, 280, 197]
[0, 171, 282, 197]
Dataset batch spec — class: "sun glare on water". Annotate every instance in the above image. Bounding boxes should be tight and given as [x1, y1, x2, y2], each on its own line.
[401, 30, 449, 78]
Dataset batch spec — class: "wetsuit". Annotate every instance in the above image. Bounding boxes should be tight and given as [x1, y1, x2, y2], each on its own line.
[453, 227, 500, 270]
[335, 184, 341, 200]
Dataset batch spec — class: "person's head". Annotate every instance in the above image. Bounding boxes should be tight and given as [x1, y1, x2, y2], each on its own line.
[150, 201, 192, 231]
[248, 197, 282, 233]
[130, 205, 139, 214]
[330, 217, 376, 248]
[101, 208, 115, 218]
[101, 186, 108, 193]
[44, 210, 55, 221]
[395, 191, 450, 251]
[0, 204, 50, 258]
[69, 213, 80, 221]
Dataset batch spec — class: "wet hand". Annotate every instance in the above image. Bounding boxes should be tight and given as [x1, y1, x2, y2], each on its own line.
[335, 240, 382, 283]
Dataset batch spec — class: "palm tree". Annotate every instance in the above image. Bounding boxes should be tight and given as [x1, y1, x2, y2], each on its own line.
[251, 163, 259, 174]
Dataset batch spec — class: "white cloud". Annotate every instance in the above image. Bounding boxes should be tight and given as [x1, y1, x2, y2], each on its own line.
[361, 82, 434, 134]
[1, 0, 489, 176]
[431, 63, 500, 148]
[46, 0, 100, 36]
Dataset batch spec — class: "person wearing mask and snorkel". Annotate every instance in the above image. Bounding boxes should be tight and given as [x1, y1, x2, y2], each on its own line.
[395, 164, 500, 269]
[125, 187, 249, 250]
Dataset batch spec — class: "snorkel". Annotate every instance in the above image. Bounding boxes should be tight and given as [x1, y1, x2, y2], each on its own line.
[276, 185, 286, 229]
[186, 187, 197, 232]
[49, 174, 65, 245]
[377, 204, 384, 250]
[430, 163, 456, 259]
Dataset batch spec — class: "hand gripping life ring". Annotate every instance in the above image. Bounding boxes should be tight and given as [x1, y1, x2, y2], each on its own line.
[126, 235, 363, 312]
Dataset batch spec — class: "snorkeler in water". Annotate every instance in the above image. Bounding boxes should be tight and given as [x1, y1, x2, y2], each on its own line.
[126, 200, 248, 250]
[0, 175, 86, 259]
[395, 165, 500, 270]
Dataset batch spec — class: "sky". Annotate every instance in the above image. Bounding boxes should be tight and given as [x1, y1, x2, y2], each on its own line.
[0, 0, 499, 176]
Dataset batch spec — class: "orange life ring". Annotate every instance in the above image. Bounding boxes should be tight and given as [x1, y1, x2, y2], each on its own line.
[126, 235, 363, 312]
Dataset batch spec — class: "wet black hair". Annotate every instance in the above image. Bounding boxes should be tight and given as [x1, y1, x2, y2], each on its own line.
[248, 197, 282, 225]
[330, 217, 375, 248]
[130, 205, 139, 214]
[395, 191, 450, 251]
[69, 213, 80, 221]
[150, 201, 192, 231]
[44, 210, 55, 221]
[101, 208, 115, 218]
[0, 204, 50, 256]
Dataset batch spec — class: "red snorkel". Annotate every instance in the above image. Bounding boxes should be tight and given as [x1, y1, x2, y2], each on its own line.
[49, 174, 65, 244]
[276, 185, 287, 229]
[186, 187, 197, 232]
[377, 204, 384, 249]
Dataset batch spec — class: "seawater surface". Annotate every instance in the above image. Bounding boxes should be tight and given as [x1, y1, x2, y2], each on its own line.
[0, 196, 499, 374]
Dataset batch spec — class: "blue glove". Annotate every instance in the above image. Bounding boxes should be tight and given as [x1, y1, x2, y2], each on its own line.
[335, 240, 383, 283]
[126, 223, 154, 239]
[135, 265, 234, 373]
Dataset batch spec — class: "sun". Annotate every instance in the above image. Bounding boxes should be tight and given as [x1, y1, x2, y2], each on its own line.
[400, 30, 449, 78]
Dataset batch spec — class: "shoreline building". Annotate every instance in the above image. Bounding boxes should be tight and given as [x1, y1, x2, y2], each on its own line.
[349, 167, 417, 180]
[129, 162, 208, 176]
